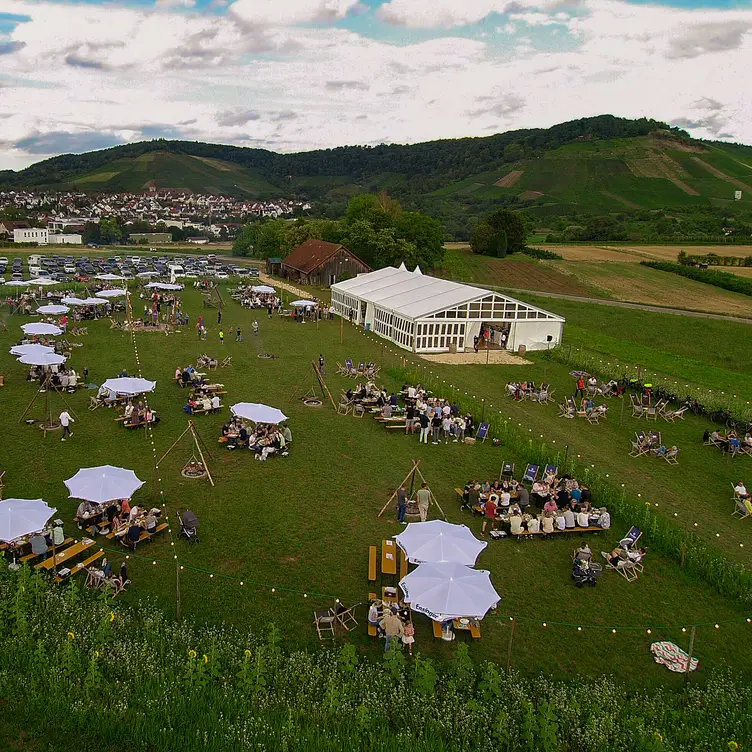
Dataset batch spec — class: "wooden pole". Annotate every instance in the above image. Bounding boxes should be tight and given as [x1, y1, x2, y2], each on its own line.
[415, 464, 447, 521]
[506, 618, 516, 672]
[156, 423, 192, 467]
[684, 626, 696, 683]
[379, 460, 421, 517]
[191, 421, 214, 487]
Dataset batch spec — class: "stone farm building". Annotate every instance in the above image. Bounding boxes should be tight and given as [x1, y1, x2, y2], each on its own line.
[282, 240, 370, 286]
[331, 265, 565, 354]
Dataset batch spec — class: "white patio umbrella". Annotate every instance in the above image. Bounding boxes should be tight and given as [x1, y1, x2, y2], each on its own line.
[394, 520, 487, 565]
[21, 322, 63, 336]
[29, 278, 60, 286]
[231, 402, 288, 424]
[398, 562, 501, 623]
[291, 299, 316, 307]
[10, 343, 54, 357]
[18, 351, 66, 367]
[251, 285, 276, 294]
[64, 465, 144, 505]
[96, 289, 128, 298]
[137, 271, 157, 278]
[61, 297, 87, 306]
[82, 297, 108, 305]
[95, 273, 125, 281]
[37, 304, 70, 315]
[101, 377, 156, 396]
[5, 279, 31, 287]
[145, 282, 182, 291]
[0, 499, 57, 543]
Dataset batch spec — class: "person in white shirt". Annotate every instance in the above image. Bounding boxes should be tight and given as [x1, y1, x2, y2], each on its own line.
[59, 410, 74, 440]
[68, 370, 77, 387]
[500, 491, 511, 509]
[52, 521, 65, 547]
[555, 514, 566, 531]
[442, 416, 453, 442]
[442, 404, 451, 418]
[527, 516, 540, 533]
[509, 511, 523, 535]
[407, 386, 416, 399]
[597, 508, 611, 529]
[541, 514, 555, 534]
[563, 505, 575, 528]
[735, 482, 749, 499]
[576, 510, 590, 528]
[211, 394, 220, 412]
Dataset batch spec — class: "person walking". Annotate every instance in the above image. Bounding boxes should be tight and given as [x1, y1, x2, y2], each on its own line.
[473, 335, 479, 353]
[318, 354, 325, 374]
[219, 329, 224, 345]
[575, 375, 586, 400]
[418, 411, 430, 444]
[59, 410, 74, 441]
[381, 610, 404, 653]
[396, 485, 407, 524]
[252, 320, 259, 336]
[267, 305, 273, 319]
[217, 310, 222, 325]
[236, 328, 242, 342]
[416, 483, 431, 522]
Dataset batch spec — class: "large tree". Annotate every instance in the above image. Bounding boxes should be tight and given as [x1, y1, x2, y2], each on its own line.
[485, 209, 526, 253]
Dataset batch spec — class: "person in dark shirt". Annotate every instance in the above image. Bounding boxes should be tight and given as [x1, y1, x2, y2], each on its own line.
[396, 486, 407, 523]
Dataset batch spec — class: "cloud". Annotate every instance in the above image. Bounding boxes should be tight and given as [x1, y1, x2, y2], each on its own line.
[666, 21, 752, 59]
[273, 111, 298, 121]
[0, 40, 26, 55]
[217, 109, 262, 126]
[468, 94, 526, 118]
[156, 0, 197, 7]
[229, 0, 360, 27]
[64, 54, 106, 70]
[15, 131, 126, 155]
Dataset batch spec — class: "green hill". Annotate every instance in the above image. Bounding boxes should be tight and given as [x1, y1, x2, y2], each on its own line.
[2, 115, 752, 237]
[49, 150, 278, 196]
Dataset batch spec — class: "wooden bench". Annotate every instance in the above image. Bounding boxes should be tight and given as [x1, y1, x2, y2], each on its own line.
[399, 549, 408, 580]
[368, 545, 377, 582]
[18, 538, 74, 564]
[469, 623, 481, 639]
[432, 620, 444, 639]
[368, 591, 378, 636]
[514, 525, 603, 540]
[455, 488, 465, 503]
[54, 550, 104, 583]
[111, 522, 168, 546]
[382, 586, 398, 605]
[386, 423, 407, 429]
[189, 405, 223, 415]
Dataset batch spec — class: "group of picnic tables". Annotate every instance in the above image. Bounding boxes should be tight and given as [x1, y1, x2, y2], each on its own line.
[367, 539, 482, 641]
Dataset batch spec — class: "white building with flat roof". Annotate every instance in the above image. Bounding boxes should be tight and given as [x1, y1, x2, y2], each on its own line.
[331, 265, 565, 354]
[14, 227, 48, 244]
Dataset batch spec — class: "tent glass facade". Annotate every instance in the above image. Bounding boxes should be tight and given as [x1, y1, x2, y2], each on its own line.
[331, 267, 565, 354]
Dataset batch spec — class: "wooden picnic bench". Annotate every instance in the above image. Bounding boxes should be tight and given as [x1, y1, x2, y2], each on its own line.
[109, 522, 168, 546]
[399, 549, 408, 580]
[514, 525, 603, 540]
[54, 550, 105, 583]
[368, 545, 377, 582]
[36, 538, 96, 570]
[453, 618, 481, 639]
[18, 537, 74, 564]
[432, 620, 444, 639]
[381, 539, 397, 576]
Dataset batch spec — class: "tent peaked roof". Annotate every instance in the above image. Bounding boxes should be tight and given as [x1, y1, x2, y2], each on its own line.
[398, 262, 407, 271]
[332, 266, 564, 321]
[414, 265, 422, 275]
[283, 240, 370, 275]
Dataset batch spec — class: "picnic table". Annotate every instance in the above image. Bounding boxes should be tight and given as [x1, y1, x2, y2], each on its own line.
[381, 539, 398, 576]
[453, 618, 481, 639]
[36, 538, 96, 570]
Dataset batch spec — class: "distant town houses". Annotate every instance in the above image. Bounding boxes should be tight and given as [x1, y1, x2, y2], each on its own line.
[0, 190, 311, 244]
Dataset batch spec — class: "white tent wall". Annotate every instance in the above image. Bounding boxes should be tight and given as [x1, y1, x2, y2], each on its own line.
[508, 320, 564, 352]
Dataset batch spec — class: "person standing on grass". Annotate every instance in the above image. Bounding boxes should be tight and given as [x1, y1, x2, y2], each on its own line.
[473, 335, 479, 353]
[418, 410, 430, 444]
[59, 410, 74, 441]
[236, 328, 242, 342]
[318, 354, 326, 374]
[416, 483, 431, 522]
[401, 617, 415, 656]
[219, 329, 224, 345]
[404, 403, 416, 435]
[217, 310, 222, 325]
[397, 485, 407, 524]
[481, 494, 498, 536]
[253, 320, 259, 336]
[268, 305, 273, 319]
[381, 610, 404, 653]
[575, 375, 586, 399]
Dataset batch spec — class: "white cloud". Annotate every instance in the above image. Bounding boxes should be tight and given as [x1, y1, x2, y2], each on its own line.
[155, 0, 196, 8]
[229, 0, 360, 26]
[0, 0, 751, 171]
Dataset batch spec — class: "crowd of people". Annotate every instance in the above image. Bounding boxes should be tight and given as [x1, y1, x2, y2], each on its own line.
[367, 598, 416, 654]
[460, 471, 606, 537]
[707, 428, 752, 456]
[220, 418, 292, 460]
[3, 518, 66, 562]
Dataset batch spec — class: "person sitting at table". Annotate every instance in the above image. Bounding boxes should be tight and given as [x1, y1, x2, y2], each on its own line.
[184, 398, 197, 414]
[368, 599, 384, 636]
[121, 497, 131, 516]
[112, 514, 125, 535]
[580, 499, 593, 515]
[127, 523, 144, 551]
[576, 508, 590, 528]
[597, 507, 611, 529]
[508, 508, 524, 535]
[123, 403, 134, 421]
[481, 494, 498, 536]
[145, 511, 157, 534]
[76, 499, 94, 520]
[526, 515, 539, 533]
[570, 486, 582, 505]
[30, 533, 49, 559]
[555, 512, 566, 531]
[52, 520, 65, 547]
[543, 498, 558, 515]
[562, 504, 575, 529]
[480, 480, 491, 494]
[541, 512, 555, 535]
[531, 480, 549, 508]
[381, 402, 393, 419]
[499, 490, 511, 511]
[129, 504, 140, 521]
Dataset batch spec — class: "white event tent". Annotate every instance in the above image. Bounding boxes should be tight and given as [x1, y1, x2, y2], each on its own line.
[330, 265, 565, 354]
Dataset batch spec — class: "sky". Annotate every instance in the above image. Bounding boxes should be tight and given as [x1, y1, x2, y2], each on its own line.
[0, 0, 751, 171]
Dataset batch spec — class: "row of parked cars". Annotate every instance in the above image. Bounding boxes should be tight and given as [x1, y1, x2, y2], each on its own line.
[0, 253, 259, 283]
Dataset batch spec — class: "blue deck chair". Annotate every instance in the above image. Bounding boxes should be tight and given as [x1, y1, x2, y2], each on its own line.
[476, 423, 490, 442]
[619, 527, 642, 550]
[500, 461, 515, 478]
[522, 464, 539, 484]
[544, 464, 558, 478]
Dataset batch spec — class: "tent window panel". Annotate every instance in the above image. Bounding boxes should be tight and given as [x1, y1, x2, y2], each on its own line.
[434, 311, 445, 318]
[440, 336, 445, 347]
[445, 309, 456, 318]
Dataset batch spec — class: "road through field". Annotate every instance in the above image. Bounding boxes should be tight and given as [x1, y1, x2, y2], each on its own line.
[501, 287, 752, 323]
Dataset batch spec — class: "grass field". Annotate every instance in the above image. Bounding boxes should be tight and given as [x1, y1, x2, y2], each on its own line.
[535, 244, 752, 262]
[2, 280, 752, 686]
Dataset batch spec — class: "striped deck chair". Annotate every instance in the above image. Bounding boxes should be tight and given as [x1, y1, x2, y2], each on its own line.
[544, 464, 558, 479]
[630, 395, 644, 418]
[522, 464, 539, 485]
[619, 527, 642, 550]
[476, 422, 490, 442]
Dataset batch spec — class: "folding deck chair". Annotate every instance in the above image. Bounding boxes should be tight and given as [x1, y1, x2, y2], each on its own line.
[664, 406, 688, 422]
[630, 395, 644, 418]
[558, 400, 575, 419]
[731, 498, 751, 519]
[544, 464, 558, 479]
[619, 527, 642, 550]
[314, 609, 336, 640]
[662, 448, 680, 465]
[500, 461, 515, 479]
[476, 423, 490, 442]
[522, 464, 539, 485]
